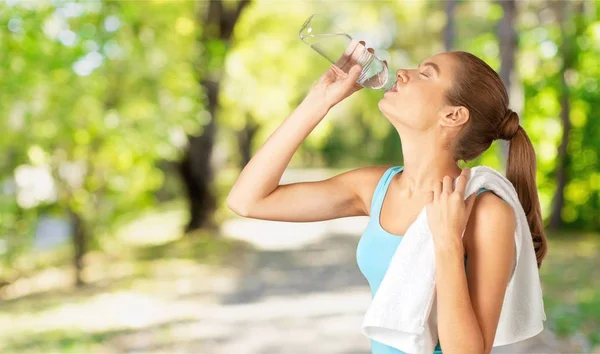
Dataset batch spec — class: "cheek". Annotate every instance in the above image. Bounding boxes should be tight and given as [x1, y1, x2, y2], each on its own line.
[378, 86, 439, 125]
[394, 85, 427, 106]
[404, 86, 430, 105]
[378, 97, 420, 125]
[390, 93, 420, 117]
[380, 98, 436, 128]
[405, 87, 443, 116]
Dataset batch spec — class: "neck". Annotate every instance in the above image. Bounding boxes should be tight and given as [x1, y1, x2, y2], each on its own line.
[395, 131, 463, 195]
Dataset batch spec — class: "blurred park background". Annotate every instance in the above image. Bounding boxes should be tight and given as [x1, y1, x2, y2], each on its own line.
[1, 0, 599, 353]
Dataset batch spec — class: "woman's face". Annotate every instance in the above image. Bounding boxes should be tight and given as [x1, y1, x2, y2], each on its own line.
[378, 52, 457, 131]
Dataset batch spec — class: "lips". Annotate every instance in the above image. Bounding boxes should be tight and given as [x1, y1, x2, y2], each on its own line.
[389, 81, 400, 92]
[392, 77, 405, 92]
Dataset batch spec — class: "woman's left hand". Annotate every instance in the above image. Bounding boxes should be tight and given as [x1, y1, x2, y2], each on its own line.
[426, 168, 477, 251]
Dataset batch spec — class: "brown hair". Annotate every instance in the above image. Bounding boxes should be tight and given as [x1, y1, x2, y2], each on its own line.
[446, 51, 548, 269]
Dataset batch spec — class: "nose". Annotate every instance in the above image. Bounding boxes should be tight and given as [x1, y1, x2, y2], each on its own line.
[396, 69, 410, 84]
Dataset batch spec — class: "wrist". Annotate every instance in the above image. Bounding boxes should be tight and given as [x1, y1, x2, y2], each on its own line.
[303, 90, 333, 113]
[435, 238, 465, 257]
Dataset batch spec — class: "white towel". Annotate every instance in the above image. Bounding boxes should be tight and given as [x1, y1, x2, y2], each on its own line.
[361, 165, 546, 353]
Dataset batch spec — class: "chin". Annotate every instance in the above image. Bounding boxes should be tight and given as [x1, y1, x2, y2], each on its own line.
[377, 99, 394, 117]
[378, 109, 393, 122]
[377, 98, 389, 112]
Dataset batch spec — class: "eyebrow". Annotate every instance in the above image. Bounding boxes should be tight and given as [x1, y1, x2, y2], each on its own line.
[419, 61, 441, 76]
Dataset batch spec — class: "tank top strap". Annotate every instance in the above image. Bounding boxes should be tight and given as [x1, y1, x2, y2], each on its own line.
[370, 165, 404, 217]
[476, 187, 491, 195]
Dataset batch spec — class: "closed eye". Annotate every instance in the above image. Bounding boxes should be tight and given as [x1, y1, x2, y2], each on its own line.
[420, 72, 428, 78]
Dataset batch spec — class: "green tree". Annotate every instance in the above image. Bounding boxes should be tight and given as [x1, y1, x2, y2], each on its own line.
[1, 0, 200, 285]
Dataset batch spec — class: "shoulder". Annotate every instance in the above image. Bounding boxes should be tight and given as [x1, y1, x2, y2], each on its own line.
[468, 165, 515, 229]
[333, 164, 396, 216]
[473, 191, 514, 221]
[464, 190, 516, 257]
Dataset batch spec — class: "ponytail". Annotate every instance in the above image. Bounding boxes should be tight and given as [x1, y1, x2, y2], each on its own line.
[504, 122, 548, 269]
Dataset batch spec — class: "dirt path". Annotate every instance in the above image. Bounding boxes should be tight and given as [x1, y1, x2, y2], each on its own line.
[202, 216, 587, 354]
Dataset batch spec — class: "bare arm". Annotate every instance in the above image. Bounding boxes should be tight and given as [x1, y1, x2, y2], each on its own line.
[229, 163, 392, 221]
[226, 92, 335, 219]
[226, 91, 388, 221]
[227, 44, 385, 221]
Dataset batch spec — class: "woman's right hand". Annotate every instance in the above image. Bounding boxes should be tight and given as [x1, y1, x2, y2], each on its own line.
[307, 41, 386, 109]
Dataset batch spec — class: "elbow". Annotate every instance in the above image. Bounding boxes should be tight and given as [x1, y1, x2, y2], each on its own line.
[226, 195, 250, 217]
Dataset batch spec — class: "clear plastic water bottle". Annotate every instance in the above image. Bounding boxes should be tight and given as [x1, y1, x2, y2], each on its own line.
[299, 13, 396, 92]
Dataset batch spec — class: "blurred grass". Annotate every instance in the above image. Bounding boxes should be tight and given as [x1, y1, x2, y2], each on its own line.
[541, 230, 600, 348]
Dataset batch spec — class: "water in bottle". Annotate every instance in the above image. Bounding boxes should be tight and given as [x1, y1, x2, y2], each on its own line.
[299, 13, 396, 92]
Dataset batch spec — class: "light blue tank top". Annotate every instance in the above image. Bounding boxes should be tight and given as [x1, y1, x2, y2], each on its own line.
[356, 166, 490, 354]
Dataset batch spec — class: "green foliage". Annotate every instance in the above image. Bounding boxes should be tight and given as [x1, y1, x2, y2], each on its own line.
[0, 0, 201, 265]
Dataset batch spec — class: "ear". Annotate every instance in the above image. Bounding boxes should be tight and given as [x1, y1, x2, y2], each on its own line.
[440, 106, 469, 127]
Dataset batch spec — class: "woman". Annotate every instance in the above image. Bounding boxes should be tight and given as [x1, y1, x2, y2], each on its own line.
[226, 44, 548, 354]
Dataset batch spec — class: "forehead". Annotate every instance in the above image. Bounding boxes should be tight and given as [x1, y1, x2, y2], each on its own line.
[422, 53, 454, 70]
[422, 53, 457, 82]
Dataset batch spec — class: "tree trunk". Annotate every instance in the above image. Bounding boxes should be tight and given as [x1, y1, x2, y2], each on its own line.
[69, 208, 86, 287]
[549, 0, 581, 229]
[497, 0, 517, 168]
[549, 75, 571, 229]
[444, 0, 456, 51]
[237, 114, 259, 168]
[179, 0, 250, 233]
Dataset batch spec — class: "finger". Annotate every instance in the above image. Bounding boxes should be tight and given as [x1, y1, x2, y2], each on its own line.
[383, 60, 388, 67]
[426, 190, 434, 204]
[346, 64, 363, 89]
[367, 47, 374, 54]
[442, 175, 453, 194]
[433, 180, 442, 202]
[348, 64, 362, 79]
[338, 41, 365, 73]
[330, 64, 344, 76]
[454, 168, 470, 196]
